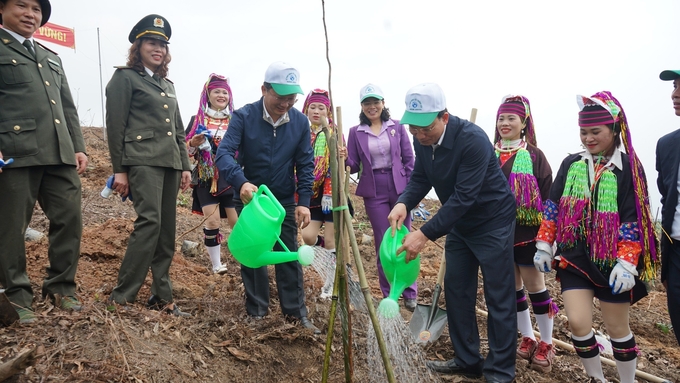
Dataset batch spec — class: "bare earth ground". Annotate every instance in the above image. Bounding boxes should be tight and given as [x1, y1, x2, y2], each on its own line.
[1, 127, 679, 383]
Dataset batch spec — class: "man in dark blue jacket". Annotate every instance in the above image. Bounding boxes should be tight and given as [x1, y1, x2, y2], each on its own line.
[388, 83, 517, 382]
[216, 61, 318, 333]
[656, 69, 680, 345]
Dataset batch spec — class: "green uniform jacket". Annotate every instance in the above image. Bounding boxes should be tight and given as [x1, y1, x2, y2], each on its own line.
[0, 29, 85, 167]
[105, 67, 190, 173]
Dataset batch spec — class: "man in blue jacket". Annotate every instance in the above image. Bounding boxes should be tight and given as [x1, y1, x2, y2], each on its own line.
[215, 61, 319, 334]
[656, 69, 680, 345]
[388, 83, 517, 382]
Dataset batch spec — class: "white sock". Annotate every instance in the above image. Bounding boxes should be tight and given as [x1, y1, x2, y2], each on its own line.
[535, 313, 553, 344]
[611, 333, 636, 383]
[573, 331, 605, 382]
[517, 309, 535, 339]
[207, 244, 222, 270]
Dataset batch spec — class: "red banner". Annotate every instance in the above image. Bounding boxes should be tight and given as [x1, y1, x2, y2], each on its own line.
[34, 22, 75, 50]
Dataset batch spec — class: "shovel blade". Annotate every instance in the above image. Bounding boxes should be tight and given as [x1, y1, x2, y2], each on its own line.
[409, 303, 448, 344]
[0, 290, 19, 326]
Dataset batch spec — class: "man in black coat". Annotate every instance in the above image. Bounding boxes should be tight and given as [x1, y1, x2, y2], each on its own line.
[656, 69, 680, 345]
[388, 83, 517, 382]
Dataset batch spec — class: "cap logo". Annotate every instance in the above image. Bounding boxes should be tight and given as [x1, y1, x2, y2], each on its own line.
[408, 98, 423, 111]
[285, 72, 297, 84]
[364, 86, 374, 94]
[153, 18, 164, 28]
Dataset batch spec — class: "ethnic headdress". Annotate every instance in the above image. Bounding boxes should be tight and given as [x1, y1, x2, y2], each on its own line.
[494, 95, 537, 147]
[302, 88, 333, 126]
[576, 91, 659, 280]
[185, 74, 233, 192]
[187, 73, 233, 137]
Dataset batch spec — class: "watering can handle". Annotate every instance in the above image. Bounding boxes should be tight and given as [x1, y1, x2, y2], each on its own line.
[256, 184, 286, 219]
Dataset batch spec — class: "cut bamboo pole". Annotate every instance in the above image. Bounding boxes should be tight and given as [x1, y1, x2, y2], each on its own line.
[341, 184, 396, 382]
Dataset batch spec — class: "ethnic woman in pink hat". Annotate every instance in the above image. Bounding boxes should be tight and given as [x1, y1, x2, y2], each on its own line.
[494, 95, 557, 372]
[185, 74, 237, 275]
[534, 91, 659, 383]
[299, 88, 338, 298]
[345, 84, 417, 311]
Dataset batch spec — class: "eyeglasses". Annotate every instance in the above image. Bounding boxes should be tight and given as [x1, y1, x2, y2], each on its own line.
[408, 120, 438, 135]
[268, 89, 297, 106]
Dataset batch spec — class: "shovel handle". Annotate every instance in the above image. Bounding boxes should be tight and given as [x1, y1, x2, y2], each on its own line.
[436, 247, 446, 286]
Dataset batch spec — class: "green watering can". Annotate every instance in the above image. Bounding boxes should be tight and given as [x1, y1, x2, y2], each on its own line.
[227, 184, 314, 268]
[377, 226, 421, 318]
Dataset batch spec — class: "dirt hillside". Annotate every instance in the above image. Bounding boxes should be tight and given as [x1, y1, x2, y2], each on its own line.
[0, 127, 678, 383]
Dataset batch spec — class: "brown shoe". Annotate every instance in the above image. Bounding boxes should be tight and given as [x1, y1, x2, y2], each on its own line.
[517, 336, 537, 360]
[530, 341, 555, 373]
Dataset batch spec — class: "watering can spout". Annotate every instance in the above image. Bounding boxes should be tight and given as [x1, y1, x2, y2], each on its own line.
[255, 245, 315, 267]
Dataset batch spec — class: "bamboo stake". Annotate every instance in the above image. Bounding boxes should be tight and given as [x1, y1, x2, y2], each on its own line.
[474, 308, 672, 383]
[342, 196, 396, 382]
[335, 107, 354, 381]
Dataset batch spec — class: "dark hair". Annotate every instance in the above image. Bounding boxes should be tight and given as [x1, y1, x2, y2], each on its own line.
[126, 38, 171, 78]
[359, 101, 391, 126]
[608, 122, 622, 148]
[263, 82, 273, 91]
[437, 109, 448, 119]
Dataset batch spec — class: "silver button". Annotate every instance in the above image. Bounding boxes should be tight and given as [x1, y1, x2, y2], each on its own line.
[55, 119, 60, 124]
[51, 99, 56, 105]
[45, 81, 50, 86]
[160, 92, 166, 97]
[136, 135, 142, 140]
[165, 118, 170, 123]
[38, 63, 42, 68]
[13, 125, 20, 131]
[167, 132, 172, 136]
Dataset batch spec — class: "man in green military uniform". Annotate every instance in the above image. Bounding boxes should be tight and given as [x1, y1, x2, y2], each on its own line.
[0, 0, 88, 324]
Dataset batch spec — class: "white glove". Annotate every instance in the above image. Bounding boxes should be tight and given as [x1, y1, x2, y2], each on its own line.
[533, 241, 554, 273]
[321, 195, 332, 214]
[609, 259, 638, 294]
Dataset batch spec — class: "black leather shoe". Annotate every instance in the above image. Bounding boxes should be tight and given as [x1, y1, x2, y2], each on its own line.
[426, 359, 482, 377]
[299, 316, 321, 335]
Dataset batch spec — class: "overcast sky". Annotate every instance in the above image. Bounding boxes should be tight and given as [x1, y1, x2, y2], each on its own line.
[25, 0, 680, 211]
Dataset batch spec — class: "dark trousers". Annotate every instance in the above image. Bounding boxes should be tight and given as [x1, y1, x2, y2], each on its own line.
[0, 165, 82, 308]
[444, 223, 517, 382]
[110, 166, 180, 304]
[363, 169, 416, 299]
[668, 241, 680, 345]
[236, 202, 307, 318]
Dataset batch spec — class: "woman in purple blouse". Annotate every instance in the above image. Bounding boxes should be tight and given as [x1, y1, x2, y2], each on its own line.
[345, 83, 417, 310]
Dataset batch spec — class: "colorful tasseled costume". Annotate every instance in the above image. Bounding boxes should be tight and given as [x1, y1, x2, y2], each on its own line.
[535, 91, 658, 383]
[495, 95, 552, 244]
[536, 91, 659, 288]
[301, 88, 334, 207]
[496, 95, 557, 371]
[185, 74, 234, 194]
